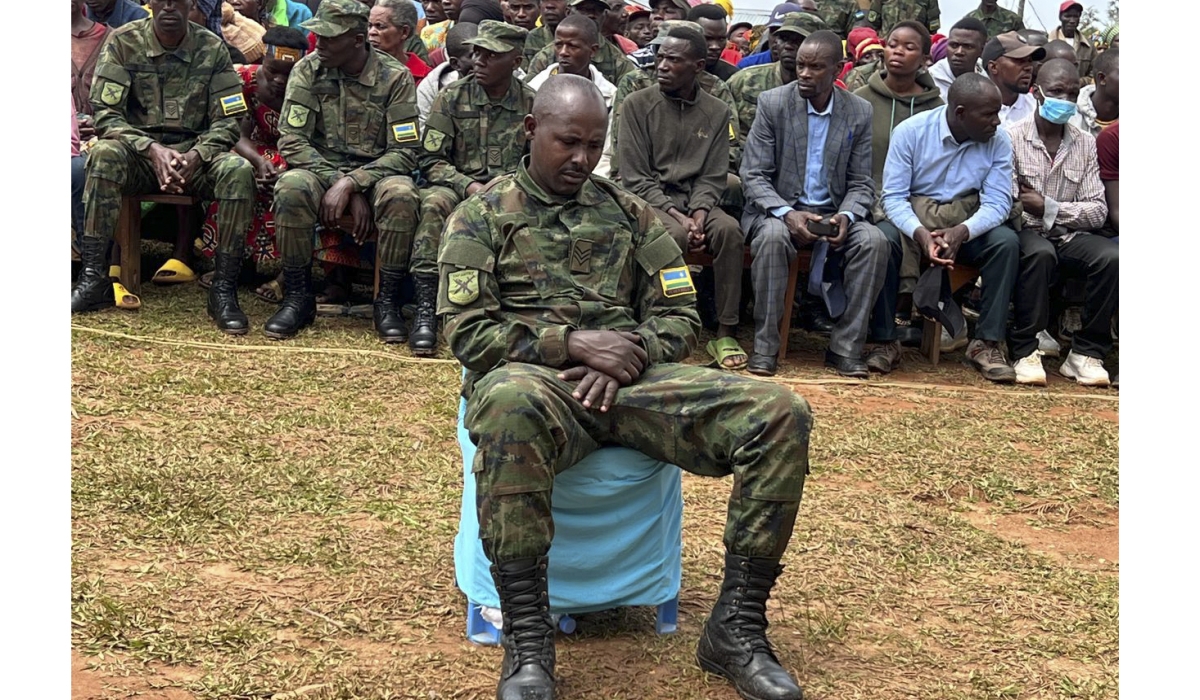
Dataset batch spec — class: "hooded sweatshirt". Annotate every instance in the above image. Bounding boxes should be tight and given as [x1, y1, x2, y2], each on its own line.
[853, 68, 944, 191]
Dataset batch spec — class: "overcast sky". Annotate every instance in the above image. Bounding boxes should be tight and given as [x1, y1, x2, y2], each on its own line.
[733, 0, 1113, 32]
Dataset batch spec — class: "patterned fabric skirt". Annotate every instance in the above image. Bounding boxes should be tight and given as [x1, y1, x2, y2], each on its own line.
[197, 144, 283, 264]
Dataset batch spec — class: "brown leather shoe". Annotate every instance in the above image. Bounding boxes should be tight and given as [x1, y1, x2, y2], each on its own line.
[965, 339, 1016, 384]
[865, 341, 902, 374]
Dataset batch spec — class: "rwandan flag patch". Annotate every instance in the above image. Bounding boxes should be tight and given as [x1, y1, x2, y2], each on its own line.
[393, 121, 418, 143]
[221, 93, 247, 116]
[659, 266, 696, 298]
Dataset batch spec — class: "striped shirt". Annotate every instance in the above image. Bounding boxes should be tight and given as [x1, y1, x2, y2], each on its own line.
[1007, 116, 1108, 243]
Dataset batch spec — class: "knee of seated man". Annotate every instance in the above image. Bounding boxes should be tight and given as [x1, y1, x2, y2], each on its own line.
[84, 140, 127, 176]
[751, 218, 790, 247]
[373, 175, 418, 209]
[273, 169, 321, 205]
[212, 154, 255, 198]
[470, 366, 560, 423]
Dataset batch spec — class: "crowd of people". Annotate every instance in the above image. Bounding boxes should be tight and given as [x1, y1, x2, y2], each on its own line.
[71, 0, 1119, 383]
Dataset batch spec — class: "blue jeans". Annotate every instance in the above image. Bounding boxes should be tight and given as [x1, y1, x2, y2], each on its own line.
[71, 154, 86, 247]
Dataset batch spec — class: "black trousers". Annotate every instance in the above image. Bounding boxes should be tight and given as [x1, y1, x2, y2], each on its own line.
[1011, 230, 1119, 361]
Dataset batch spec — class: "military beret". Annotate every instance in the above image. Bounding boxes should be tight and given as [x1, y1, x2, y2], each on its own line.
[301, 0, 369, 38]
[463, 19, 529, 53]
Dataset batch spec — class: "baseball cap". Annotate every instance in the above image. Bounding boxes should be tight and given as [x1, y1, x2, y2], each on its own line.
[981, 30, 1048, 64]
[772, 11, 828, 40]
[1059, 1, 1083, 12]
[626, 3, 651, 18]
[767, 3, 803, 27]
[463, 19, 528, 53]
[301, 0, 369, 38]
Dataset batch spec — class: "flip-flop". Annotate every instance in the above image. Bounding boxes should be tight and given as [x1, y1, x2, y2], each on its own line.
[706, 336, 748, 371]
[151, 258, 197, 285]
[113, 282, 141, 310]
[254, 278, 284, 304]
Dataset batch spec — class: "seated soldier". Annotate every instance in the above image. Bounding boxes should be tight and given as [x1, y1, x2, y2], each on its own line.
[416, 20, 536, 357]
[72, 0, 256, 334]
[524, 0, 636, 87]
[1008, 59, 1117, 387]
[881, 73, 1021, 384]
[741, 30, 888, 378]
[267, 0, 423, 341]
[417, 22, 478, 128]
[618, 23, 744, 369]
[441, 72, 811, 700]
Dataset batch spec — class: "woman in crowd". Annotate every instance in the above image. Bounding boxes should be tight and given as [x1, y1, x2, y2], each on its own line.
[369, 0, 433, 83]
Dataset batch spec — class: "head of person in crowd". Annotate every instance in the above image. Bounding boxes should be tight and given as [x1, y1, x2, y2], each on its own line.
[423, 0, 448, 23]
[884, 21, 930, 80]
[946, 72, 1002, 143]
[983, 31, 1045, 103]
[540, 0, 569, 31]
[1058, 1, 1083, 38]
[258, 27, 308, 111]
[626, 6, 654, 48]
[306, 0, 370, 71]
[687, 3, 730, 72]
[188, 0, 226, 37]
[728, 21, 752, 53]
[1100, 23, 1118, 50]
[649, 0, 689, 31]
[1093, 47, 1118, 103]
[443, 0, 464, 22]
[150, 0, 196, 42]
[655, 21, 706, 96]
[368, 0, 420, 60]
[1041, 39, 1077, 68]
[570, 0, 611, 37]
[524, 74, 609, 196]
[793, 29, 841, 107]
[505, 0, 541, 30]
[465, 19, 526, 95]
[446, 21, 480, 77]
[554, 13, 601, 76]
[770, 11, 824, 70]
[855, 36, 884, 66]
[945, 17, 987, 79]
[930, 35, 947, 63]
[230, 0, 271, 25]
[1017, 28, 1049, 82]
[85, 0, 118, 16]
[1032, 57, 1080, 127]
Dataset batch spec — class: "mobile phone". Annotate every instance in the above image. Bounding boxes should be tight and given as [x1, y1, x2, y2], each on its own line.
[809, 217, 836, 237]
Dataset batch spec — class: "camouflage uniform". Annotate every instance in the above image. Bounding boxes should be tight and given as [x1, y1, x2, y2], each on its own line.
[816, 0, 871, 39]
[523, 23, 555, 64]
[525, 36, 637, 88]
[273, 43, 422, 269]
[84, 18, 253, 253]
[842, 58, 881, 92]
[868, 0, 941, 36]
[727, 62, 790, 151]
[440, 159, 812, 562]
[965, 5, 1025, 39]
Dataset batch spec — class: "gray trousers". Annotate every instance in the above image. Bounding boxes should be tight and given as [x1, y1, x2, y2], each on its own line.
[746, 213, 889, 358]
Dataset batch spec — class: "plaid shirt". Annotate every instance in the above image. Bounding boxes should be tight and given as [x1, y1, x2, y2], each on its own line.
[1008, 116, 1108, 243]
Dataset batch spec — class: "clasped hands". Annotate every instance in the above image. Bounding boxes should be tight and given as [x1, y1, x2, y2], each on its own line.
[783, 210, 850, 248]
[914, 223, 970, 269]
[146, 143, 202, 195]
[556, 329, 648, 413]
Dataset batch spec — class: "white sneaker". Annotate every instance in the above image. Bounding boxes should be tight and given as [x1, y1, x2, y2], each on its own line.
[1058, 351, 1111, 387]
[1014, 350, 1047, 386]
[1036, 330, 1061, 357]
[941, 325, 969, 352]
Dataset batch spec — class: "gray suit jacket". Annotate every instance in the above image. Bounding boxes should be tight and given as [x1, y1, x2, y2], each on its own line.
[739, 85, 876, 230]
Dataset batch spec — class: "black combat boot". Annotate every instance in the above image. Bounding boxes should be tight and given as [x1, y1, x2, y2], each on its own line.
[491, 557, 556, 700]
[408, 273, 439, 357]
[207, 252, 250, 335]
[263, 264, 316, 339]
[373, 267, 408, 343]
[71, 237, 115, 313]
[696, 553, 803, 700]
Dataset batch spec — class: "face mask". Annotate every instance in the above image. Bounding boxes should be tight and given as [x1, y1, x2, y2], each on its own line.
[1038, 86, 1077, 124]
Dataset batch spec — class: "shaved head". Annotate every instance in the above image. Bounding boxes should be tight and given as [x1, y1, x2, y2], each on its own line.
[532, 73, 607, 122]
[1035, 57, 1079, 86]
[527, 74, 609, 196]
[947, 72, 1000, 111]
[1042, 39, 1077, 65]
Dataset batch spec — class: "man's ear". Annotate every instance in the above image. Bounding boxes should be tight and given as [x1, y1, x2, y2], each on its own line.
[523, 113, 538, 140]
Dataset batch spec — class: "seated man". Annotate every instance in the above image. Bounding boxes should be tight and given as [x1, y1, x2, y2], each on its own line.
[982, 31, 1044, 130]
[881, 73, 1020, 383]
[524, 0, 636, 87]
[618, 23, 745, 369]
[1009, 59, 1116, 387]
[741, 30, 888, 378]
[1076, 48, 1116, 136]
[441, 73, 811, 700]
[417, 20, 536, 356]
[929, 17, 988, 102]
[417, 21, 478, 129]
[268, 0, 423, 341]
[72, 0, 256, 335]
[85, 0, 149, 28]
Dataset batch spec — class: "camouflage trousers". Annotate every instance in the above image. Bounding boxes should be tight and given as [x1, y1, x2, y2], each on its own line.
[465, 362, 812, 563]
[83, 140, 253, 253]
[410, 186, 460, 277]
[272, 170, 419, 269]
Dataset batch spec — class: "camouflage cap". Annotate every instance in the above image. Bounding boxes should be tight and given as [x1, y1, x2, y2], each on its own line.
[570, 0, 622, 8]
[771, 11, 828, 40]
[463, 19, 529, 53]
[301, 0, 369, 37]
[649, 20, 704, 46]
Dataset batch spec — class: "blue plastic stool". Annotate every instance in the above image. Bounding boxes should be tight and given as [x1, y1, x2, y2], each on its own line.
[454, 395, 683, 645]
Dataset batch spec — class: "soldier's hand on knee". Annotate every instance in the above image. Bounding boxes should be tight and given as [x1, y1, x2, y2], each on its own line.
[567, 330, 647, 385]
[320, 177, 357, 229]
[348, 193, 375, 243]
[170, 150, 201, 187]
[558, 366, 621, 412]
[147, 143, 183, 194]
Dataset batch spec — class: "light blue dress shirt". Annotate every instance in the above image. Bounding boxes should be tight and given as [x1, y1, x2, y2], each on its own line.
[770, 96, 855, 222]
[880, 105, 1014, 240]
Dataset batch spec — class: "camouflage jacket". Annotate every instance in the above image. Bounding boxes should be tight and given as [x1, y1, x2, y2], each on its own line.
[89, 19, 245, 160]
[842, 59, 881, 93]
[420, 75, 536, 199]
[438, 158, 701, 395]
[523, 24, 554, 65]
[965, 6, 1025, 39]
[817, 0, 870, 38]
[277, 46, 422, 190]
[610, 68, 737, 177]
[727, 62, 790, 149]
[869, 0, 941, 35]
[525, 37, 637, 89]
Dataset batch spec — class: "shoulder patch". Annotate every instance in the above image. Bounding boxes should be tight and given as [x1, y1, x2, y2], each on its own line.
[447, 269, 480, 305]
[424, 129, 447, 152]
[287, 104, 310, 127]
[221, 93, 248, 116]
[100, 81, 125, 106]
[659, 266, 696, 298]
[393, 121, 419, 143]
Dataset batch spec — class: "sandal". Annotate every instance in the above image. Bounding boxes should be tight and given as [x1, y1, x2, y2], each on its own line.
[706, 336, 748, 371]
[254, 276, 285, 304]
[113, 282, 141, 310]
[151, 258, 197, 285]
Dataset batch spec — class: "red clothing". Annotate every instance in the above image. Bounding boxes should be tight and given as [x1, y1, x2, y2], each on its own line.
[429, 46, 446, 67]
[721, 46, 742, 65]
[613, 34, 638, 54]
[1096, 121, 1119, 181]
[71, 21, 110, 115]
[405, 52, 432, 85]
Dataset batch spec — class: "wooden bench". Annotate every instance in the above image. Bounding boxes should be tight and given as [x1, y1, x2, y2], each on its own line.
[684, 247, 811, 360]
[115, 193, 198, 295]
[918, 264, 981, 366]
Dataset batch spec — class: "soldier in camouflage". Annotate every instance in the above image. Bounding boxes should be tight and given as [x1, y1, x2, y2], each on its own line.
[72, 0, 256, 334]
[965, 0, 1025, 40]
[867, 0, 941, 36]
[414, 20, 536, 357]
[524, 0, 636, 87]
[523, 0, 568, 63]
[441, 73, 811, 700]
[814, 0, 873, 39]
[266, 0, 423, 342]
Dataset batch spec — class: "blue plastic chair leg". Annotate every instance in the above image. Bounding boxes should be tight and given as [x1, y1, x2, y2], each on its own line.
[466, 601, 501, 646]
[656, 597, 679, 635]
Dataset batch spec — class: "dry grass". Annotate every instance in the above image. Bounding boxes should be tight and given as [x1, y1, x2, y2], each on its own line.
[72, 264, 1118, 700]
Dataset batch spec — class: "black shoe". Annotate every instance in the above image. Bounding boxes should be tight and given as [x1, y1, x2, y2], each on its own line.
[798, 308, 835, 335]
[896, 324, 923, 347]
[696, 553, 803, 700]
[824, 350, 869, 378]
[491, 557, 556, 700]
[71, 237, 115, 314]
[747, 352, 778, 377]
[373, 267, 408, 343]
[409, 273, 440, 357]
[263, 264, 316, 340]
[207, 252, 249, 335]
